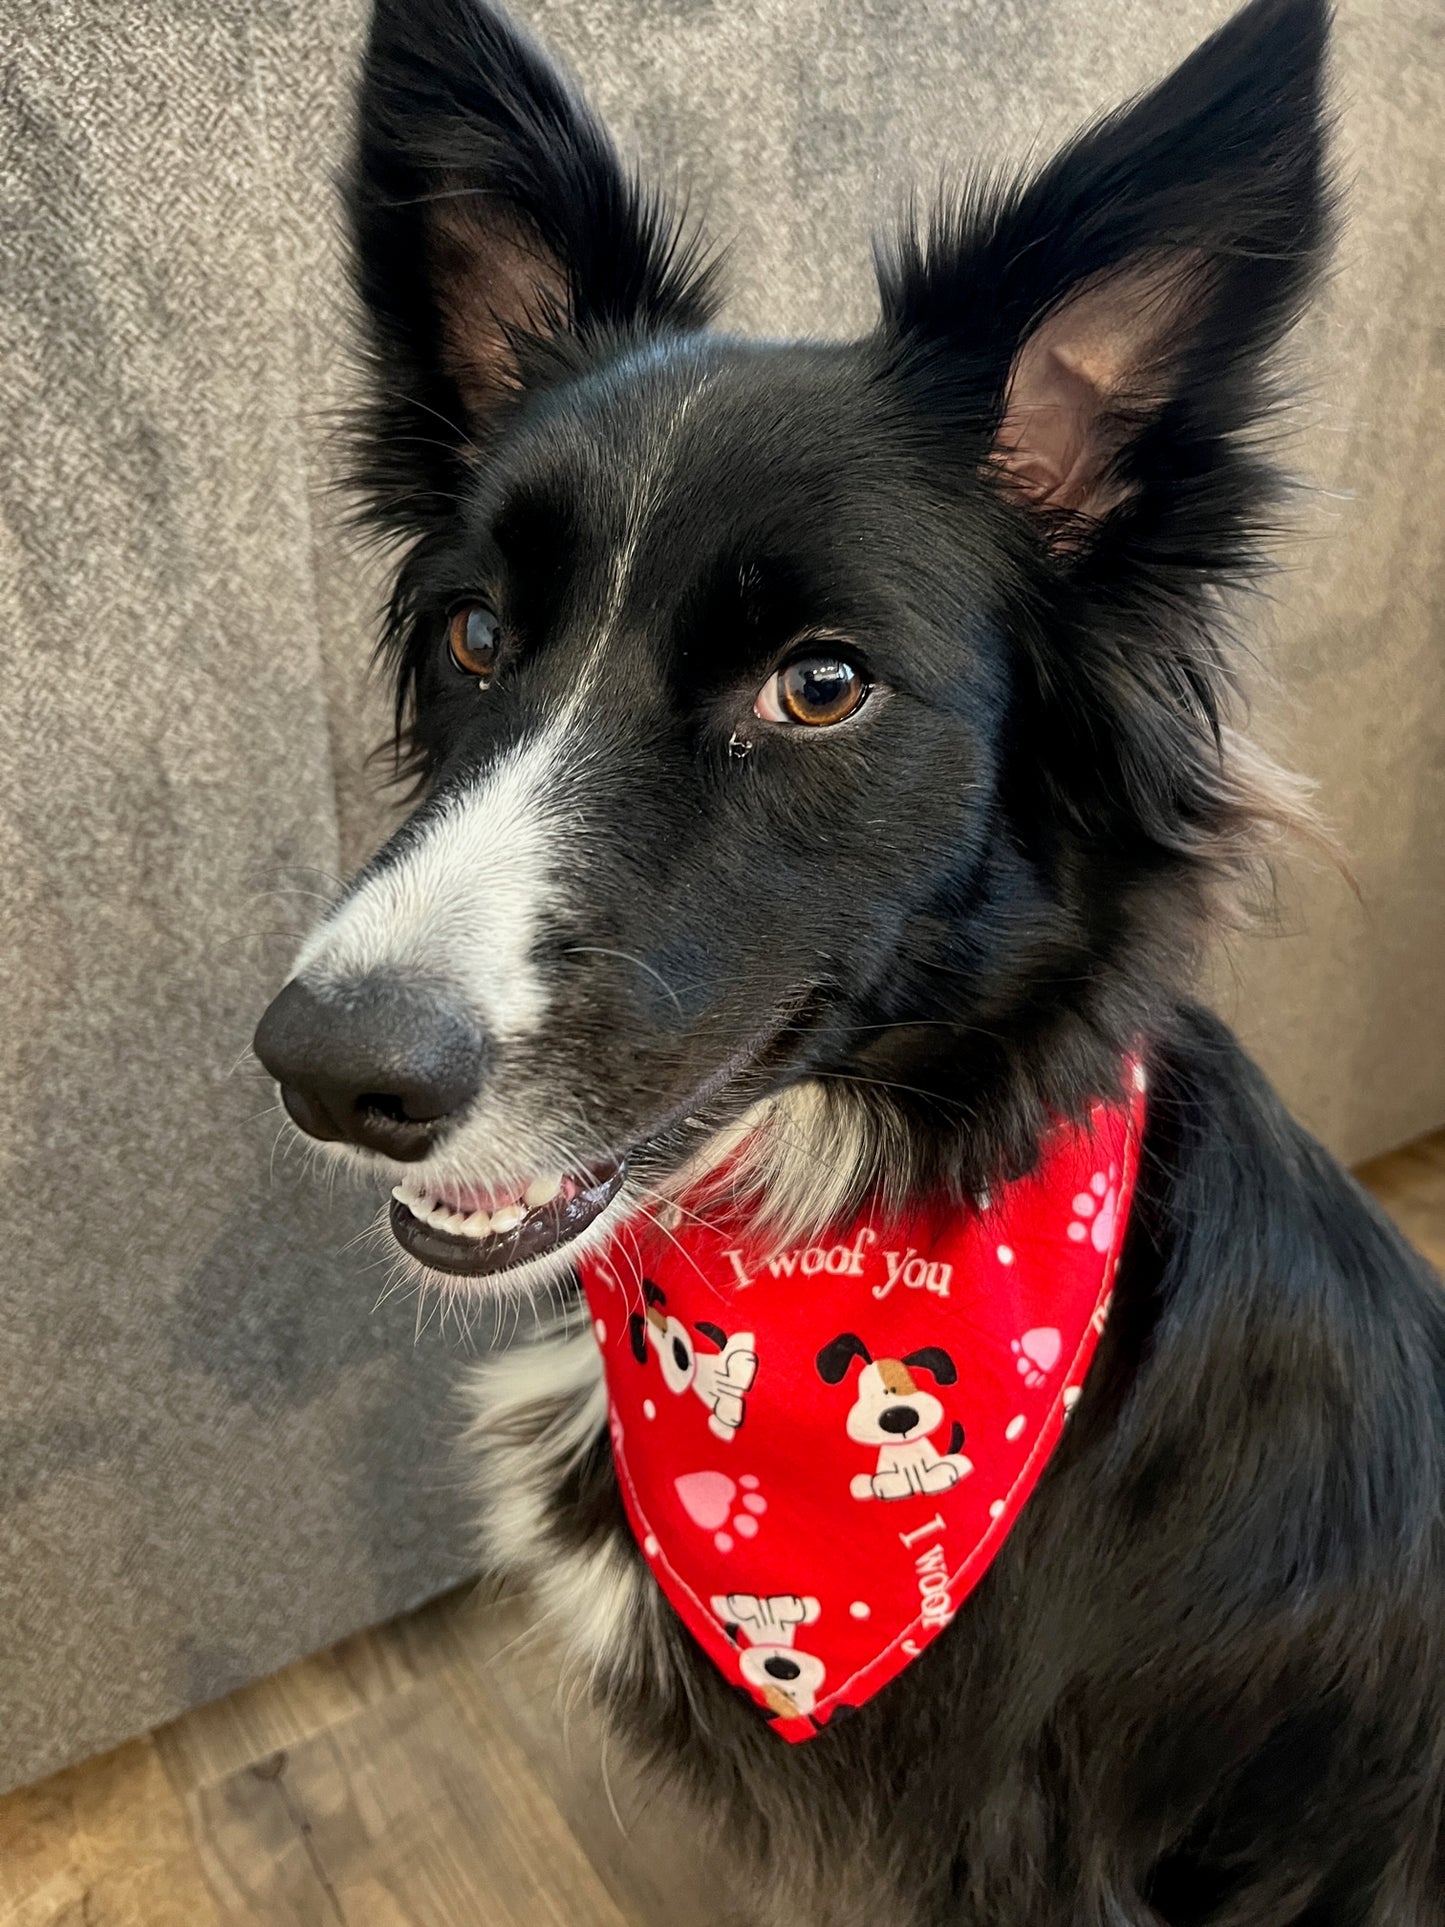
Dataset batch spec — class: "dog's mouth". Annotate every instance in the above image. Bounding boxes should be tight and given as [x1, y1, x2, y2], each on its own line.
[384, 997, 821, 1281]
[388, 1161, 626, 1277]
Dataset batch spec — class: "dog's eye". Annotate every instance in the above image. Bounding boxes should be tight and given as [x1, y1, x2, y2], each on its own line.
[446, 603, 502, 683]
[754, 654, 867, 728]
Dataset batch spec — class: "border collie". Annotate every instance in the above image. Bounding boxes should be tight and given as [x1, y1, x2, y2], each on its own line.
[254, 0, 1445, 1919]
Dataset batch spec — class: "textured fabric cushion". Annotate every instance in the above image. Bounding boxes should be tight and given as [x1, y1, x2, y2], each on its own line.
[1, 0, 1441, 1791]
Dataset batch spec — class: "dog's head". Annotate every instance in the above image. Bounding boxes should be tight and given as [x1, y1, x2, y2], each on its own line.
[736, 1645, 828, 1723]
[628, 1281, 696, 1393]
[254, 0, 1331, 1292]
[816, 1333, 957, 1445]
[713, 1593, 827, 1719]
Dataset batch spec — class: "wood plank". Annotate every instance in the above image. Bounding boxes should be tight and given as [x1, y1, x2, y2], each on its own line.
[1357, 1129, 1445, 1273]
[154, 1585, 480, 1796]
[183, 1662, 631, 1927]
[441, 1591, 751, 1927]
[0, 1735, 222, 1927]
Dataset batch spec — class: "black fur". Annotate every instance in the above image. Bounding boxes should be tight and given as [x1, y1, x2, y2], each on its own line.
[328, 1, 1445, 1920]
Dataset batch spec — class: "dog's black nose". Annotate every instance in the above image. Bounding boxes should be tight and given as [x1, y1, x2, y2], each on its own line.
[878, 1405, 919, 1436]
[253, 975, 487, 1161]
[763, 1656, 801, 1682]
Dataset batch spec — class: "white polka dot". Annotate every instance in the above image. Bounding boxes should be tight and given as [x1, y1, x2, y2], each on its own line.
[1067, 1222, 1087, 1242]
[1091, 1172, 1108, 1198]
[1006, 1414, 1026, 1441]
[989, 1499, 1006, 1519]
[593, 1317, 607, 1344]
[642, 1398, 656, 1420]
[849, 1601, 871, 1620]
[1072, 1192, 1094, 1216]
[742, 1493, 767, 1515]
[734, 1514, 759, 1539]
[739, 1473, 760, 1489]
[996, 1244, 1015, 1266]
[714, 1531, 733, 1553]
[1063, 1386, 1082, 1409]
[643, 1535, 659, 1557]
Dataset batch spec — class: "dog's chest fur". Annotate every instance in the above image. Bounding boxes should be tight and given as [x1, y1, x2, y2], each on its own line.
[464, 1326, 925, 1926]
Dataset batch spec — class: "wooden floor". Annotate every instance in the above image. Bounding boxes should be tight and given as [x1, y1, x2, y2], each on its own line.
[3, 1134, 1441, 1927]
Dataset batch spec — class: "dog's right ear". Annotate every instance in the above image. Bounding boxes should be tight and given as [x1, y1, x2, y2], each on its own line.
[348, 0, 720, 533]
[816, 1333, 872, 1385]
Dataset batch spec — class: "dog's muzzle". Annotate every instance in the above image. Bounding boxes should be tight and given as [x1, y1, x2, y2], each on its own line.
[254, 970, 628, 1277]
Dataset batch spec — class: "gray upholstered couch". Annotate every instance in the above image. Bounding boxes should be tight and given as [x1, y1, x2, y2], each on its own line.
[2, 0, 1441, 1794]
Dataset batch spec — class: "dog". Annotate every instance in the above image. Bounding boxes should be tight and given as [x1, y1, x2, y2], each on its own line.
[253, 0, 1445, 1919]
[629, 1278, 758, 1438]
[815, 1333, 972, 1500]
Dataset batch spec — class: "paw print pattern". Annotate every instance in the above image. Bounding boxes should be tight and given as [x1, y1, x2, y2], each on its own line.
[674, 1470, 768, 1553]
[1067, 1167, 1118, 1253]
[1011, 1327, 1062, 1389]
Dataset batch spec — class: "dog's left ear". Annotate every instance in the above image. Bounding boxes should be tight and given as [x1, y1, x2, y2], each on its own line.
[876, 0, 1332, 537]
[349, 0, 720, 533]
[902, 1347, 958, 1387]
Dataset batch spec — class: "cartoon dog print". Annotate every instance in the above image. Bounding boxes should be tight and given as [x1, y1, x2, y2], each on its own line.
[629, 1279, 758, 1440]
[816, 1333, 973, 1501]
[712, 1592, 827, 1721]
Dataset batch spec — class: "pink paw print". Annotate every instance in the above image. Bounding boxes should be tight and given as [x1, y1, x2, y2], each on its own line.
[1067, 1168, 1118, 1253]
[674, 1470, 768, 1553]
[1011, 1326, 1062, 1389]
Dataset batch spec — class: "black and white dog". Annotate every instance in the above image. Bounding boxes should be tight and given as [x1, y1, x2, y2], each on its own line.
[254, 0, 1445, 1919]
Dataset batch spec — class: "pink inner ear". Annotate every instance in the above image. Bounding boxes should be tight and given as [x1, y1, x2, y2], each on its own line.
[429, 193, 569, 428]
[994, 339, 1118, 515]
[992, 259, 1197, 523]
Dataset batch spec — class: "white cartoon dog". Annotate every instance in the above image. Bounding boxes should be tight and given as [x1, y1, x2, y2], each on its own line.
[711, 1591, 827, 1721]
[816, 1333, 973, 1500]
[629, 1280, 758, 1439]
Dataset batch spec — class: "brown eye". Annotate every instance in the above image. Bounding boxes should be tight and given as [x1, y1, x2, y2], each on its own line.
[447, 603, 501, 682]
[754, 654, 868, 728]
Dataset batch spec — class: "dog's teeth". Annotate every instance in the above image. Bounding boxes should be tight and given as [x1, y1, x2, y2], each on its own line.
[460, 1209, 492, 1238]
[490, 1202, 526, 1233]
[392, 1186, 409, 1204]
[523, 1174, 562, 1209]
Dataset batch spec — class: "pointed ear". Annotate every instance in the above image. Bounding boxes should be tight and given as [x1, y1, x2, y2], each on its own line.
[349, 0, 719, 531]
[877, 0, 1332, 536]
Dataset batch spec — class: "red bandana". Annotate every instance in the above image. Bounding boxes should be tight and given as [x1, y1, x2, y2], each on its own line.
[577, 1064, 1146, 1741]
